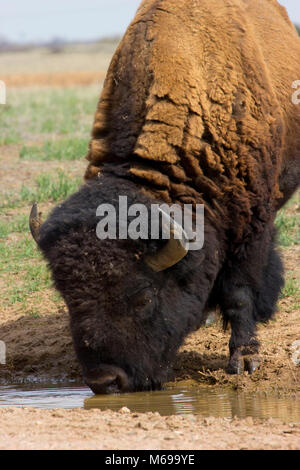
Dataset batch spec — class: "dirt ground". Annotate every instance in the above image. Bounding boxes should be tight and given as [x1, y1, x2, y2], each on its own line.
[0, 54, 299, 449]
[0, 407, 299, 450]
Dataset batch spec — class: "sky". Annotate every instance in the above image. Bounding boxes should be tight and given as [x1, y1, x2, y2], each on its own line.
[0, 0, 299, 44]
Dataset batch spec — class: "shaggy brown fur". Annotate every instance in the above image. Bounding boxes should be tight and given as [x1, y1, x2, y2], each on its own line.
[85, 0, 300, 244]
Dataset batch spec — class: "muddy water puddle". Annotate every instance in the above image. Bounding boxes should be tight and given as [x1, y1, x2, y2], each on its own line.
[0, 383, 299, 422]
[0, 384, 91, 409]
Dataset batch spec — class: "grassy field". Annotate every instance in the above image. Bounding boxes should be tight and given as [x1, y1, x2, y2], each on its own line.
[0, 83, 100, 318]
[0, 86, 98, 146]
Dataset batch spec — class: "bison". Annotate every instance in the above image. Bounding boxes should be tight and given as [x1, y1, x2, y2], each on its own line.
[30, 0, 300, 394]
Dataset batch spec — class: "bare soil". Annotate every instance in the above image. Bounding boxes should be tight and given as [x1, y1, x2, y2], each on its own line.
[0, 407, 299, 450]
[2, 72, 106, 88]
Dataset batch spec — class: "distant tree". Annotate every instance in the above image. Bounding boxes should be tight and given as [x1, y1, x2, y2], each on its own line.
[0, 35, 11, 52]
[48, 38, 65, 54]
[295, 24, 300, 36]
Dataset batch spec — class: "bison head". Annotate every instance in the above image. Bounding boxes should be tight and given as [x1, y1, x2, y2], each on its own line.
[30, 175, 209, 394]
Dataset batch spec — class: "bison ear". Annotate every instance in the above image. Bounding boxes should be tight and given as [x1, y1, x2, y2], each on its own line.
[144, 208, 189, 272]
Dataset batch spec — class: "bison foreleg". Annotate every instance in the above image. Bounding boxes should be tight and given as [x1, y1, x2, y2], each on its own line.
[221, 286, 260, 374]
[220, 238, 284, 375]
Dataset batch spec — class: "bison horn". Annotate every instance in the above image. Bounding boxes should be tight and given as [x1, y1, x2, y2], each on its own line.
[29, 203, 43, 243]
[145, 208, 189, 272]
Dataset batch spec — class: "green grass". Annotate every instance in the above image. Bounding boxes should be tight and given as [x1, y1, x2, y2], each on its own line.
[0, 172, 82, 309]
[275, 212, 300, 246]
[0, 168, 82, 310]
[0, 214, 29, 238]
[280, 278, 300, 300]
[2, 171, 82, 208]
[275, 192, 300, 246]
[0, 86, 98, 145]
[19, 137, 89, 161]
[20, 171, 82, 203]
[0, 234, 53, 307]
[0, 229, 64, 312]
[7, 263, 52, 305]
[0, 86, 95, 314]
[0, 237, 38, 271]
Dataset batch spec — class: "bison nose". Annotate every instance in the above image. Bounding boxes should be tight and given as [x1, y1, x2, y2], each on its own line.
[84, 364, 130, 394]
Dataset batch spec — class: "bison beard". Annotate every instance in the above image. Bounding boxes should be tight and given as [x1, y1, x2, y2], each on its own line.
[30, 0, 299, 394]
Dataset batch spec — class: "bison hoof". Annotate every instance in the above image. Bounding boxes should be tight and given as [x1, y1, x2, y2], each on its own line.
[227, 354, 261, 375]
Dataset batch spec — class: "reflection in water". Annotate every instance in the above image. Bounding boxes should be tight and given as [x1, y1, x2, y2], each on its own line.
[0, 383, 299, 422]
[84, 387, 300, 422]
[0, 384, 92, 409]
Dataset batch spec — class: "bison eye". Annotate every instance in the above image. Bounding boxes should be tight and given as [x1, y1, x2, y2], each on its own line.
[131, 290, 153, 310]
[126, 286, 156, 313]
